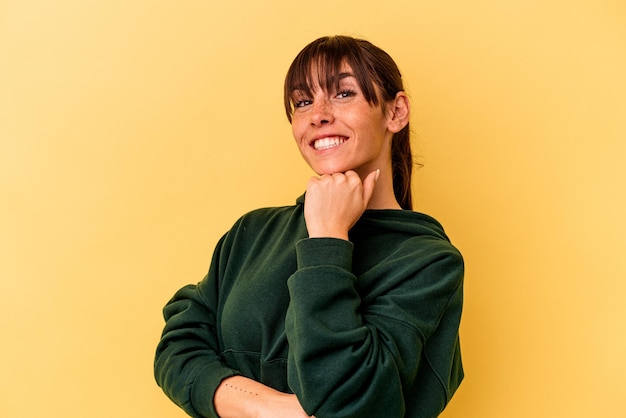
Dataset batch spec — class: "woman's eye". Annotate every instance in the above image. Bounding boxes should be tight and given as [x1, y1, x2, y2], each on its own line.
[336, 90, 356, 99]
[294, 99, 312, 108]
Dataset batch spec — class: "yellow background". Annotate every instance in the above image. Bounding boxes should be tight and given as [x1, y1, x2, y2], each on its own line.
[1, 1, 625, 417]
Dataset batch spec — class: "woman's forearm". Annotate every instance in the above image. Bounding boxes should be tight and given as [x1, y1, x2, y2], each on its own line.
[214, 375, 312, 418]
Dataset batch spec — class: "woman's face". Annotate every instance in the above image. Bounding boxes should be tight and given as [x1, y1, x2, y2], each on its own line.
[290, 63, 395, 178]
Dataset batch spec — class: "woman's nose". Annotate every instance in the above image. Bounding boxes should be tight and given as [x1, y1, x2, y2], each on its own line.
[310, 98, 334, 126]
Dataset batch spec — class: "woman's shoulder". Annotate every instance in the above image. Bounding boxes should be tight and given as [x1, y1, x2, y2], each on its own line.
[239, 197, 303, 223]
[224, 196, 305, 238]
[359, 209, 452, 242]
[355, 209, 464, 270]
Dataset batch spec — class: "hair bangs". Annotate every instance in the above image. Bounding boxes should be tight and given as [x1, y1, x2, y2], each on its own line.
[284, 36, 381, 122]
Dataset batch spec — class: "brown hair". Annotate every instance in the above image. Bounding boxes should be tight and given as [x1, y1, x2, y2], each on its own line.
[284, 35, 413, 210]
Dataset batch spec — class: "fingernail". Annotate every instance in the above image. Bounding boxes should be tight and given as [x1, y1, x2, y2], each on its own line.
[375, 169, 380, 181]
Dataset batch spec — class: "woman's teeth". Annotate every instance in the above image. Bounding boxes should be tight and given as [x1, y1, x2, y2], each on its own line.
[313, 137, 346, 150]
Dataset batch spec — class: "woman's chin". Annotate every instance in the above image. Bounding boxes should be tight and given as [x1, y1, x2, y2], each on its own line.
[312, 163, 351, 176]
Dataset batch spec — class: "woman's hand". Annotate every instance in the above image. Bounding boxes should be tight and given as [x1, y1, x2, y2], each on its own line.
[215, 376, 313, 418]
[304, 169, 379, 240]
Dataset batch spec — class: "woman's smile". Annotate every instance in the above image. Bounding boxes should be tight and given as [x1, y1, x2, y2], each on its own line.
[312, 136, 348, 150]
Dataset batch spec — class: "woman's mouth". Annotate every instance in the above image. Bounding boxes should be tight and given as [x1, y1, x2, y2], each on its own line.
[313, 136, 347, 150]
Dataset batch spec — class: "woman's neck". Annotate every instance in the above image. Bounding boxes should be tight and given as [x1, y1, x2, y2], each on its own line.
[365, 168, 402, 210]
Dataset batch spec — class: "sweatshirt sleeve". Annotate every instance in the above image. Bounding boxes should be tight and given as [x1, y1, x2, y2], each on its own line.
[285, 237, 464, 418]
[154, 234, 240, 418]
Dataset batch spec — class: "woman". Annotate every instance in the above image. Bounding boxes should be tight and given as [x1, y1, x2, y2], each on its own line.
[155, 35, 464, 418]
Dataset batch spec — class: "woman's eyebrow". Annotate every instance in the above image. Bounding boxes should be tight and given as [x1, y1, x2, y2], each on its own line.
[326, 72, 355, 88]
[290, 72, 355, 96]
[336, 72, 354, 81]
[291, 87, 312, 97]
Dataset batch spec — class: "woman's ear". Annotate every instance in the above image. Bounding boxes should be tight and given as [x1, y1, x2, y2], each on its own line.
[386, 92, 410, 133]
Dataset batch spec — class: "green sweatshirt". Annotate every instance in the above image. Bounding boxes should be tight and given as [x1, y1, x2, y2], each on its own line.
[155, 195, 464, 418]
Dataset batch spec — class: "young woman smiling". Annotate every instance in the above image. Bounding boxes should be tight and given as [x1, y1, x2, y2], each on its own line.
[155, 35, 464, 418]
